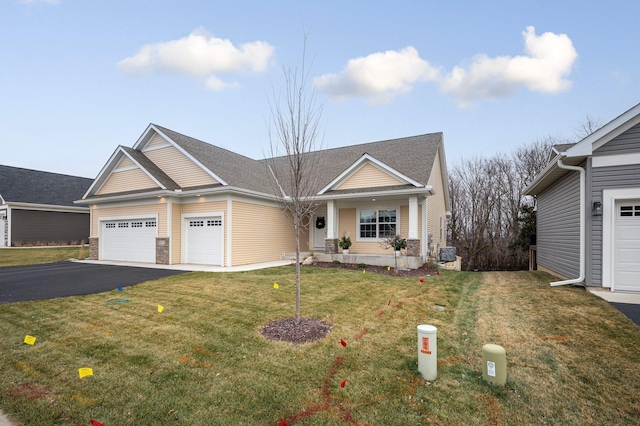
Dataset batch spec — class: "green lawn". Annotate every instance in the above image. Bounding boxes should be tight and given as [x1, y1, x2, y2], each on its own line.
[0, 266, 638, 425]
[0, 246, 87, 267]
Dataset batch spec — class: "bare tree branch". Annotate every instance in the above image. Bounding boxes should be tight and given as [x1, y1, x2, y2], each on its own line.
[265, 34, 325, 322]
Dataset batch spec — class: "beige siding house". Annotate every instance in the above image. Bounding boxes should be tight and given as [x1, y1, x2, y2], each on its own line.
[78, 124, 450, 268]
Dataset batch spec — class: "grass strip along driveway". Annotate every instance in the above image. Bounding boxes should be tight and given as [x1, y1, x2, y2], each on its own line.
[0, 268, 638, 425]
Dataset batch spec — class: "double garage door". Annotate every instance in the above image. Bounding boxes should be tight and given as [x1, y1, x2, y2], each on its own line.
[614, 200, 640, 292]
[100, 216, 223, 265]
[101, 219, 158, 263]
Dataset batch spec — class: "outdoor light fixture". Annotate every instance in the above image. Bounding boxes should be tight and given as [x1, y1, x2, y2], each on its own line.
[592, 201, 603, 216]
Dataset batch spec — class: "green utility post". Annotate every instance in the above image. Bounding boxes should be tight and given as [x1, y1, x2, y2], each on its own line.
[482, 344, 506, 386]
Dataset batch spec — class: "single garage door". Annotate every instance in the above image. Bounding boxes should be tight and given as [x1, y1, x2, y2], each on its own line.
[614, 201, 640, 292]
[101, 219, 157, 263]
[185, 217, 223, 265]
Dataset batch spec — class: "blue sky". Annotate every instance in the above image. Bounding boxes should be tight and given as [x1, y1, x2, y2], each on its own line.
[2, 0, 639, 178]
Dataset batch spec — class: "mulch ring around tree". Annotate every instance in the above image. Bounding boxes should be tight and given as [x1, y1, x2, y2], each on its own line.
[307, 261, 439, 278]
[261, 317, 332, 344]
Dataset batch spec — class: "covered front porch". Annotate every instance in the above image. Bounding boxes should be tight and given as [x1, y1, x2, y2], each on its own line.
[308, 190, 435, 269]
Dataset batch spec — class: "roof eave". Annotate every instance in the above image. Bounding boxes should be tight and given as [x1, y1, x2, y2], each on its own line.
[316, 186, 434, 201]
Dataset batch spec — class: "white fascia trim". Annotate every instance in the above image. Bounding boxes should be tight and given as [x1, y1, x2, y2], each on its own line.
[318, 153, 423, 195]
[566, 102, 640, 157]
[602, 187, 640, 290]
[82, 146, 123, 199]
[592, 152, 640, 168]
[523, 157, 560, 195]
[7, 202, 89, 213]
[145, 124, 229, 186]
[316, 186, 434, 201]
[77, 185, 278, 205]
[0, 194, 5, 204]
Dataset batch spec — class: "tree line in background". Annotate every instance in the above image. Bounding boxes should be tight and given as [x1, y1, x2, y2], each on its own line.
[447, 117, 600, 271]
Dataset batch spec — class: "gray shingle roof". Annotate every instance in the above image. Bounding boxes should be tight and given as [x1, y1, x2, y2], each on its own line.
[262, 133, 443, 195]
[0, 165, 93, 207]
[120, 146, 181, 190]
[87, 125, 443, 199]
[153, 125, 273, 193]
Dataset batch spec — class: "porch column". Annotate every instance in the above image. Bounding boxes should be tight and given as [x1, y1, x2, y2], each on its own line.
[409, 195, 418, 239]
[407, 195, 421, 257]
[421, 197, 429, 260]
[326, 200, 336, 239]
[325, 200, 338, 254]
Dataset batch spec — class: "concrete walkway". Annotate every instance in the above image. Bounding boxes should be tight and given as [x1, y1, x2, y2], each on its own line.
[589, 288, 640, 326]
[0, 411, 15, 426]
[73, 259, 294, 272]
[588, 288, 640, 304]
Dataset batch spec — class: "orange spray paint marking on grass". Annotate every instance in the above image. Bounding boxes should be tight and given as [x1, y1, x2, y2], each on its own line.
[376, 311, 385, 318]
[353, 328, 369, 341]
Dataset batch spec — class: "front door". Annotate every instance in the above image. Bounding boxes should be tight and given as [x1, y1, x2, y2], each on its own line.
[313, 211, 327, 251]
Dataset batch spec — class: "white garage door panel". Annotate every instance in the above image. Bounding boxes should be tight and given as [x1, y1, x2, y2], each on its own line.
[101, 220, 157, 263]
[614, 201, 640, 292]
[186, 217, 222, 265]
[0, 218, 5, 247]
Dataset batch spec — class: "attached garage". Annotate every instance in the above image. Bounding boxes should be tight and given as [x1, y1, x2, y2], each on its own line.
[101, 218, 157, 263]
[614, 200, 640, 292]
[183, 216, 223, 265]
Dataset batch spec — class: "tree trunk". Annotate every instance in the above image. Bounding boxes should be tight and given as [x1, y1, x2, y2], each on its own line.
[295, 211, 301, 323]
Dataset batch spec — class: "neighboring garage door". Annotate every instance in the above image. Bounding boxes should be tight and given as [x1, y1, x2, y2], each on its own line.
[101, 219, 157, 263]
[614, 201, 640, 291]
[185, 217, 223, 265]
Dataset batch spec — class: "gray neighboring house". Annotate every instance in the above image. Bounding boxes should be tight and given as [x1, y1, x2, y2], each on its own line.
[0, 165, 93, 247]
[525, 102, 640, 292]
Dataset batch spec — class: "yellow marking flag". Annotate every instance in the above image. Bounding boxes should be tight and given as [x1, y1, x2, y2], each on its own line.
[273, 283, 279, 289]
[158, 305, 165, 313]
[23, 335, 36, 345]
[78, 368, 93, 379]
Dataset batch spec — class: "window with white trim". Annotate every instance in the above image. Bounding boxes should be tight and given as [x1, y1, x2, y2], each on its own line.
[359, 209, 397, 239]
[620, 205, 640, 217]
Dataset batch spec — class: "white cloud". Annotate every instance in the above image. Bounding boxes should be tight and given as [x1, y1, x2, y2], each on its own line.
[316, 26, 577, 107]
[314, 47, 440, 104]
[441, 26, 578, 107]
[117, 28, 274, 90]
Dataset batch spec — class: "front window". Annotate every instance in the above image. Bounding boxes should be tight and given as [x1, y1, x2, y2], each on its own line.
[359, 209, 397, 238]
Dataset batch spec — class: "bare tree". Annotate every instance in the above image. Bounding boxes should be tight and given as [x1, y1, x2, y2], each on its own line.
[266, 36, 324, 322]
[574, 115, 601, 140]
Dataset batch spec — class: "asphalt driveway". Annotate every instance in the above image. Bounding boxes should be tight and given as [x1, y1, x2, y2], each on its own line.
[0, 262, 185, 304]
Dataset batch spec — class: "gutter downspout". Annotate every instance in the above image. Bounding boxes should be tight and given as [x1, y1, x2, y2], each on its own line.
[550, 158, 585, 286]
